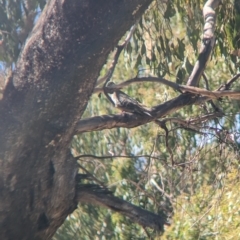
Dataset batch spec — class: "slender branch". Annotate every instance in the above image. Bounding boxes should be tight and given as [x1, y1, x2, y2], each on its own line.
[187, 0, 220, 86]
[75, 154, 164, 161]
[123, 19, 139, 46]
[180, 85, 240, 99]
[95, 72, 240, 95]
[94, 76, 180, 94]
[155, 112, 224, 134]
[77, 164, 105, 187]
[156, 118, 201, 132]
[77, 185, 168, 231]
[202, 72, 210, 90]
[96, 22, 139, 87]
[150, 178, 172, 200]
[218, 73, 240, 91]
[155, 120, 175, 165]
[96, 47, 124, 87]
[183, 73, 240, 103]
[98, 75, 240, 101]
[188, 112, 224, 124]
[126, 179, 156, 202]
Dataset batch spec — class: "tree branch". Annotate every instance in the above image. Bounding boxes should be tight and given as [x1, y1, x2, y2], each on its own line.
[180, 85, 240, 99]
[77, 185, 168, 232]
[76, 93, 204, 133]
[156, 118, 202, 132]
[75, 154, 164, 161]
[94, 76, 181, 94]
[187, 0, 220, 86]
[77, 70, 240, 134]
[188, 112, 224, 124]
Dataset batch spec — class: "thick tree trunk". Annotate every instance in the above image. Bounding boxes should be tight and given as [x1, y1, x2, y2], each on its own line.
[0, 0, 153, 239]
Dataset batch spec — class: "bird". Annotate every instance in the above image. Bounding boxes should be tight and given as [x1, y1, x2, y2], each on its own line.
[104, 82, 153, 116]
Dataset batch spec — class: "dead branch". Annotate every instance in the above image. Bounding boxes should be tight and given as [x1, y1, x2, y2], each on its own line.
[77, 185, 168, 231]
[96, 47, 124, 87]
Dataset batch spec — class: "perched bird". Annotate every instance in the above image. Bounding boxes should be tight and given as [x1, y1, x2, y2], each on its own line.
[105, 82, 153, 116]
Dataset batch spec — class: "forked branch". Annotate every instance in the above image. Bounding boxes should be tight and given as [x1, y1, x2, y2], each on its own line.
[76, 71, 240, 134]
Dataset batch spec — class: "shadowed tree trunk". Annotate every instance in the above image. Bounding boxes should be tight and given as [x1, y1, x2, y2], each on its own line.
[0, 0, 153, 239]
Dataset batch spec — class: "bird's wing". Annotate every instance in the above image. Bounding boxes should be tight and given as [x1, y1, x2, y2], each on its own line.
[117, 90, 140, 105]
[117, 90, 152, 116]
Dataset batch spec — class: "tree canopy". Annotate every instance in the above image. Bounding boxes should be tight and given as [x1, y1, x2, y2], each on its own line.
[1, 0, 240, 239]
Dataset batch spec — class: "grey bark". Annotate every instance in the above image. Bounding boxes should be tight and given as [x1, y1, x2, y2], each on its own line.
[0, 0, 153, 239]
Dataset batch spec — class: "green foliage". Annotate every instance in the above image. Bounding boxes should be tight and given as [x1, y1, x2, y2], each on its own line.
[163, 169, 240, 240]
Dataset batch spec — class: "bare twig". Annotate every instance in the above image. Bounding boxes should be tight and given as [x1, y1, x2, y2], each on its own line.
[155, 120, 175, 165]
[115, 76, 240, 101]
[95, 73, 240, 96]
[202, 72, 210, 90]
[96, 47, 123, 87]
[150, 178, 172, 200]
[96, 22, 139, 87]
[126, 179, 156, 202]
[77, 163, 105, 187]
[218, 73, 240, 91]
[156, 112, 225, 134]
[188, 112, 224, 124]
[156, 117, 201, 132]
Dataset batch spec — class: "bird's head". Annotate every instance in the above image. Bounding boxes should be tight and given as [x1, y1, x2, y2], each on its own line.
[106, 81, 117, 94]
